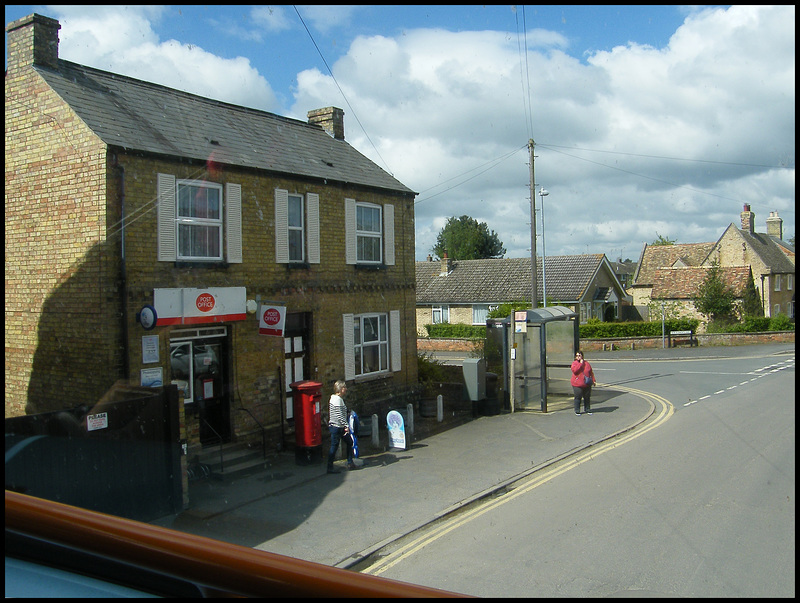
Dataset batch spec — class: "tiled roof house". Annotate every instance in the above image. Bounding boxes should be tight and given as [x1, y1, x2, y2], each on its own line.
[415, 254, 629, 334]
[6, 14, 418, 461]
[631, 205, 794, 323]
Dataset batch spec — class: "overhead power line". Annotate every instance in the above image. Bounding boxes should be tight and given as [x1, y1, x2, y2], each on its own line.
[293, 6, 394, 176]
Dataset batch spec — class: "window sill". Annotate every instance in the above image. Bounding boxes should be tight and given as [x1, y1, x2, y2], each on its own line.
[174, 261, 230, 270]
[354, 263, 386, 271]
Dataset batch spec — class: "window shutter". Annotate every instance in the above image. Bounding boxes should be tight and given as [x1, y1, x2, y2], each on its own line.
[345, 198, 356, 265]
[275, 188, 289, 264]
[390, 309, 401, 372]
[157, 173, 176, 261]
[307, 193, 320, 264]
[226, 183, 242, 263]
[343, 313, 355, 380]
[383, 203, 395, 266]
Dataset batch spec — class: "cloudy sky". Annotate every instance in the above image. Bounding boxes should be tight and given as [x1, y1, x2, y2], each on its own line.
[5, 5, 795, 262]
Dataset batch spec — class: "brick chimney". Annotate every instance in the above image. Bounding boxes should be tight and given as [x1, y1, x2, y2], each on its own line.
[439, 252, 452, 276]
[766, 211, 783, 239]
[307, 107, 345, 140]
[5, 14, 60, 75]
[740, 204, 755, 235]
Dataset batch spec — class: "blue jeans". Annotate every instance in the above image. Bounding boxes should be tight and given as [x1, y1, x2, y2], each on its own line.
[327, 425, 352, 468]
[573, 385, 591, 413]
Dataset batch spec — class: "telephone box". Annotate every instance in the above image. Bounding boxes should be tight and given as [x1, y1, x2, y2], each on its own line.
[290, 380, 322, 464]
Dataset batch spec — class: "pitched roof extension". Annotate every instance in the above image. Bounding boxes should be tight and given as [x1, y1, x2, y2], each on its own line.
[34, 60, 415, 196]
[415, 255, 607, 304]
[633, 242, 715, 286]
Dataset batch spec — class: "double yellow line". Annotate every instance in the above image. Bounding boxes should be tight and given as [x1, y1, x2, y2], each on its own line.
[362, 385, 673, 577]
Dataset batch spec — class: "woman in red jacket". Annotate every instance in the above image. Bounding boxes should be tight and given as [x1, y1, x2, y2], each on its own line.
[571, 350, 595, 415]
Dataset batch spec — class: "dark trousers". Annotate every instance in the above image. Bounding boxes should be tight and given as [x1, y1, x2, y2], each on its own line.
[327, 425, 353, 468]
[573, 385, 591, 413]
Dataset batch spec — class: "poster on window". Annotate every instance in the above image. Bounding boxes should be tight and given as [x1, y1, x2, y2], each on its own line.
[259, 303, 287, 336]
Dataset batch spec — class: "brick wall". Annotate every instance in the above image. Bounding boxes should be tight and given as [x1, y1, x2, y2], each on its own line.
[6, 61, 121, 416]
[5, 22, 418, 456]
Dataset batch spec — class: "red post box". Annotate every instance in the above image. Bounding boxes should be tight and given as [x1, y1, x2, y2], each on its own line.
[290, 380, 322, 464]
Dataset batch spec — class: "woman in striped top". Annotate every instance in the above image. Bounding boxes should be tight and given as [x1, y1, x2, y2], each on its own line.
[326, 380, 355, 474]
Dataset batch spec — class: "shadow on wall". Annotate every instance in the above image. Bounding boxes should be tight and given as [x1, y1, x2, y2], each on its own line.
[27, 240, 125, 415]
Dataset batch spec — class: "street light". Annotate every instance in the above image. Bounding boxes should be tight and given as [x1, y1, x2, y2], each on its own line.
[538, 188, 549, 307]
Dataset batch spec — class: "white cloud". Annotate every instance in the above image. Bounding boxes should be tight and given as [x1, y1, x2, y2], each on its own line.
[29, 5, 793, 262]
[291, 5, 794, 260]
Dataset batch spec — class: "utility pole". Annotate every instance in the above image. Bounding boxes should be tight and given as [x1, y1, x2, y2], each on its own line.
[528, 139, 538, 309]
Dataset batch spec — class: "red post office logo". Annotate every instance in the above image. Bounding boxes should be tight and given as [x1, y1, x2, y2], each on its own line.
[196, 293, 216, 313]
[263, 307, 280, 325]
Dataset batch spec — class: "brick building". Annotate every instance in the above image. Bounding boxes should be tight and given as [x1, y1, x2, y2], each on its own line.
[5, 14, 418, 458]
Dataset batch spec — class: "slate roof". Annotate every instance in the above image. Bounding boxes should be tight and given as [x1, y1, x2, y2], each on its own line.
[34, 61, 415, 195]
[728, 225, 795, 274]
[415, 255, 609, 304]
[651, 266, 752, 299]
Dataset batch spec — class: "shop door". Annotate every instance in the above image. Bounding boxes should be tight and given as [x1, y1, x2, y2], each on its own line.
[170, 333, 230, 446]
[283, 313, 312, 422]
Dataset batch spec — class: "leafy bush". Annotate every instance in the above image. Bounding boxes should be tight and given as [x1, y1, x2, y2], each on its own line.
[579, 318, 699, 338]
[424, 323, 486, 338]
[712, 314, 793, 333]
[417, 353, 449, 385]
[769, 313, 795, 331]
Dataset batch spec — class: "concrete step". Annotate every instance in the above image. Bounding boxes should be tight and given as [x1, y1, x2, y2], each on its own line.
[195, 441, 269, 480]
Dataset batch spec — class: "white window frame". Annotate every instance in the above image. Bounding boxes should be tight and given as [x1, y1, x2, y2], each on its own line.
[472, 304, 493, 325]
[287, 193, 305, 262]
[275, 189, 320, 264]
[343, 311, 401, 380]
[176, 179, 223, 261]
[356, 202, 382, 264]
[774, 274, 781, 292]
[787, 274, 793, 291]
[159, 174, 241, 263]
[580, 302, 592, 324]
[432, 306, 449, 324]
[345, 199, 395, 266]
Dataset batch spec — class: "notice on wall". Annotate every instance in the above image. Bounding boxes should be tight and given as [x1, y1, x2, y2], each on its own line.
[87, 412, 108, 432]
[142, 335, 159, 363]
[140, 367, 163, 388]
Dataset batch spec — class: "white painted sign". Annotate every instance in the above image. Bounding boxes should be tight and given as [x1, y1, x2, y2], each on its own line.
[87, 412, 108, 432]
[154, 287, 246, 326]
[259, 303, 287, 336]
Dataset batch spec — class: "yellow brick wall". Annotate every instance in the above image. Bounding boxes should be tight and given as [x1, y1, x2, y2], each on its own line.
[6, 73, 419, 440]
[6, 65, 120, 416]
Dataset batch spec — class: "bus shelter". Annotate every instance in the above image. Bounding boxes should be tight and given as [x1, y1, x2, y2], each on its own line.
[485, 306, 578, 413]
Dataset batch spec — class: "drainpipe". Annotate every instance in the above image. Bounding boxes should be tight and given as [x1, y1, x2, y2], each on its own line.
[113, 154, 130, 379]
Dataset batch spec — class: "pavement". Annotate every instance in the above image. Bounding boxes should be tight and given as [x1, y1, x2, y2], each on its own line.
[152, 342, 794, 570]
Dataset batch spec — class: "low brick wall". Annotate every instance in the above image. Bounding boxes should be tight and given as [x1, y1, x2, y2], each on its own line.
[418, 338, 484, 353]
[419, 330, 794, 354]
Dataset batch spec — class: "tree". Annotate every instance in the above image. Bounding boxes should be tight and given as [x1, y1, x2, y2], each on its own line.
[651, 233, 676, 246]
[740, 271, 764, 318]
[693, 261, 736, 323]
[432, 215, 505, 260]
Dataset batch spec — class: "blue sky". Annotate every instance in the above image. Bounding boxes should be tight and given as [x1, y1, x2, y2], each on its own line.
[5, 5, 795, 262]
